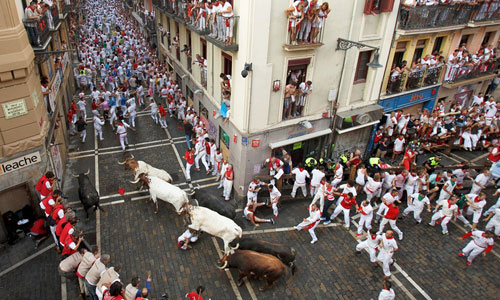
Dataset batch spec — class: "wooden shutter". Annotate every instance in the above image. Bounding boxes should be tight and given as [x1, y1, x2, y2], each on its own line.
[381, 0, 394, 12]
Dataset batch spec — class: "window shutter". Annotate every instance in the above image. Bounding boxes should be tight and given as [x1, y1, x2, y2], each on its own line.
[380, 0, 394, 12]
[363, 0, 374, 14]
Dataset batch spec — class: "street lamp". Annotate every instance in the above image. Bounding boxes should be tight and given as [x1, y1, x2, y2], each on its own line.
[336, 38, 383, 68]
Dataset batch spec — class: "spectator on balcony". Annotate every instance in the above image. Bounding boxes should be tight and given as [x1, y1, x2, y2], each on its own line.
[41, 77, 52, 114]
[388, 61, 409, 94]
[220, 0, 234, 46]
[310, 2, 330, 44]
[296, 80, 313, 117]
[194, 1, 207, 31]
[24, 1, 41, 47]
[42, 3, 54, 30]
[220, 74, 231, 95]
[285, 1, 305, 46]
[192, 54, 207, 85]
[487, 73, 500, 96]
[283, 82, 297, 120]
[444, 49, 460, 82]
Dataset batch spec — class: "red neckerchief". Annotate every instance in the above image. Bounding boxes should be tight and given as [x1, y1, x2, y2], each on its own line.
[447, 200, 452, 208]
[29, 6, 36, 12]
[474, 196, 482, 202]
[299, 168, 304, 172]
[386, 236, 394, 240]
[371, 234, 378, 240]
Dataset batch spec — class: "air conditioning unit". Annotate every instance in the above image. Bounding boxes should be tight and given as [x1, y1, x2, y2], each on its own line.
[335, 104, 383, 130]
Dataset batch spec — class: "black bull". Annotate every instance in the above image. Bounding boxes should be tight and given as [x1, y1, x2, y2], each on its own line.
[230, 237, 296, 274]
[192, 189, 236, 219]
[218, 250, 292, 291]
[75, 173, 105, 218]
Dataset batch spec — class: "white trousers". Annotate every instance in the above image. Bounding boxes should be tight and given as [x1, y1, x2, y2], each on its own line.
[185, 163, 193, 180]
[195, 152, 209, 171]
[223, 180, 233, 201]
[119, 133, 128, 151]
[50, 225, 58, 246]
[296, 220, 319, 242]
[330, 206, 351, 227]
[291, 182, 307, 198]
[79, 130, 87, 142]
[129, 114, 136, 127]
[376, 203, 389, 221]
[310, 184, 319, 197]
[377, 250, 394, 277]
[309, 192, 325, 212]
[485, 219, 500, 236]
[95, 128, 103, 140]
[403, 205, 424, 222]
[356, 241, 377, 262]
[462, 240, 485, 263]
[429, 211, 452, 233]
[378, 218, 402, 236]
[151, 111, 159, 124]
[331, 178, 342, 188]
[270, 196, 279, 217]
[357, 214, 373, 234]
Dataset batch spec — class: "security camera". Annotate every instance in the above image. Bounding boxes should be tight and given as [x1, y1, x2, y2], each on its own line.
[241, 69, 248, 78]
[241, 63, 252, 78]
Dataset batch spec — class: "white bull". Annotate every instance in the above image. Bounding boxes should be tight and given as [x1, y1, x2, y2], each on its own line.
[132, 174, 187, 214]
[187, 205, 243, 254]
[119, 155, 173, 183]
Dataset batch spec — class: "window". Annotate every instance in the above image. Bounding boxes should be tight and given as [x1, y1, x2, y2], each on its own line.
[199, 101, 208, 119]
[186, 29, 192, 72]
[160, 23, 164, 45]
[222, 52, 232, 76]
[220, 126, 230, 149]
[166, 17, 171, 48]
[354, 51, 373, 83]
[283, 58, 311, 120]
[200, 38, 207, 59]
[364, 0, 393, 14]
[412, 39, 426, 64]
[460, 34, 472, 48]
[482, 32, 492, 47]
[175, 23, 180, 60]
[433, 36, 444, 54]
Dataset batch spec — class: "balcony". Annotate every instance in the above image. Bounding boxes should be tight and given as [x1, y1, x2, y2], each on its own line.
[24, 14, 52, 50]
[398, 5, 475, 31]
[61, 0, 74, 14]
[386, 65, 443, 95]
[442, 60, 499, 88]
[153, 0, 239, 51]
[471, 2, 500, 23]
[50, 5, 61, 30]
[283, 17, 325, 51]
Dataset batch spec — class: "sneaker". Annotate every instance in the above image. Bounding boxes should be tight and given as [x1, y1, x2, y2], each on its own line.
[294, 226, 299, 230]
[345, 227, 350, 232]
[466, 261, 471, 266]
[270, 219, 275, 225]
[427, 223, 434, 227]
[355, 250, 361, 255]
[458, 253, 464, 257]
[399, 232, 403, 240]
[416, 220, 422, 225]
[323, 220, 331, 225]
[442, 232, 449, 235]
[274, 214, 278, 218]
[319, 217, 326, 221]
[310, 239, 317, 244]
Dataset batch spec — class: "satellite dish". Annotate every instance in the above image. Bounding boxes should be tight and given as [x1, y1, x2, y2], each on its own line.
[356, 113, 371, 124]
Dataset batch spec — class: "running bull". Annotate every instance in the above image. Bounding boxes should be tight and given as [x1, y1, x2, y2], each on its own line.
[118, 155, 173, 183]
[230, 237, 296, 274]
[217, 250, 292, 291]
[192, 189, 236, 219]
[73, 170, 105, 218]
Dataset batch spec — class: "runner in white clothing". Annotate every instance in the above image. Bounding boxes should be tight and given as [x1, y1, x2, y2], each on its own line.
[291, 164, 310, 198]
[93, 114, 105, 141]
[402, 191, 431, 224]
[294, 204, 321, 244]
[309, 166, 325, 197]
[468, 170, 494, 195]
[375, 190, 399, 223]
[267, 184, 281, 218]
[377, 230, 398, 278]
[356, 228, 382, 266]
[458, 230, 495, 265]
[357, 200, 374, 236]
[116, 120, 135, 151]
[330, 162, 343, 188]
[429, 196, 458, 235]
[370, 280, 395, 300]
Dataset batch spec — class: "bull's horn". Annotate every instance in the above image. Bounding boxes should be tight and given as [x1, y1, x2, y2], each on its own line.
[84, 169, 90, 176]
[216, 261, 228, 270]
[129, 178, 140, 184]
[72, 173, 79, 178]
[129, 154, 134, 159]
[117, 160, 126, 165]
[230, 243, 240, 250]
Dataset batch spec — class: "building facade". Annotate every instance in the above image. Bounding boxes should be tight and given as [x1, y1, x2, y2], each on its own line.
[152, 0, 400, 200]
[0, 0, 77, 241]
[379, 2, 500, 120]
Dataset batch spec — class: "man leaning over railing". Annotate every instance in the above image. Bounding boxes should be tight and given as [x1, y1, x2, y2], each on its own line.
[24, 1, 42, 47]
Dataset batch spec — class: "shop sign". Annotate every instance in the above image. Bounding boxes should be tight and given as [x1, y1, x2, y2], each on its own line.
[379, 86, 439, 112]
[241, 137, 248, 146]
[32, 90, 39, 108]
[252, 139, 260, 148]
[0, 151, 41, 175]
[2, 99, 28, 119]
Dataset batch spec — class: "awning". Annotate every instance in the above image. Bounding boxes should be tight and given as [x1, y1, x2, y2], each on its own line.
[335, 120, 380, 135]
[269, 128, 332, 149]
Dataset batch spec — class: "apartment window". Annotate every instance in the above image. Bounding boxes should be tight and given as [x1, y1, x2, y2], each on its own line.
[460, 34, 472, 48]
[175, 23, 180, 60]
[186, 29, 192, 72]
[200, 38, 207, 59]
[354, 51, 373, 83]
[283, 58, 311, 120]
[482, 32, 493, 47]
[393, 41, 407, 68]
[433, 36, 444, 54]
[220, 126, 230, 149]
[166, 17, 171, 48]
[187, 29, 192, 50]
[364, 0, 394, 14]
[222, 52, 232, 76]
[412, 39, 426, 64]
[199, 101, 208, 119]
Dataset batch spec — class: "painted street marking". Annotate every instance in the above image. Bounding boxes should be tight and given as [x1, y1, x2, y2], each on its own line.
[0, 244, 55, 278]
[210, 237, 246, 300]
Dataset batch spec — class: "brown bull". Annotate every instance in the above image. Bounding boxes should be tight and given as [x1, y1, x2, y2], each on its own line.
[217, 250, 291, 291]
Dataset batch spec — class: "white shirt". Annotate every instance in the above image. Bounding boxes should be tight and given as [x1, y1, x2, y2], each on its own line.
[383, 173, 396, 188]
[438, 199, 458, 217]
[310, 169, 325, 186]
[338, 184, 357, 197]
[382, 193, 397, 205]
[489, 208, 500, 223]
[116, 121, 131, 134]
[378, 288, 396, 300]
[269, 186, 281, 200]
[359, 203, 374, 217]
[292, 168, 310, 184]
[93, 116, 104, 130]
[471, 230, 494, 248]
[467, 194, 486, 213]
[333, 165, 343, 179]
[409, 193, 430, 209]
[364, 177, 382, 194]
[221, 2, 233, 17]
[177, 229, 198, 243]
[306, 208, 321, 223]
[364, 233, 381, 249]
[394, 138, 405, 152]
[380, 235, 398, 256]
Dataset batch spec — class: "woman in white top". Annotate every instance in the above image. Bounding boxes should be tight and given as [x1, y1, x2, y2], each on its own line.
[285, 1, 305, 46]
[355, 164, 367, 192]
